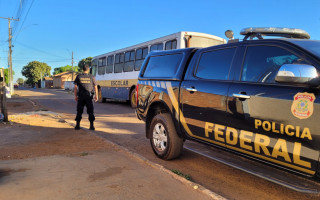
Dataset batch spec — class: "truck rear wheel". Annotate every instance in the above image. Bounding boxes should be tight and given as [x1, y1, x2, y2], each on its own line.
[149, 113, 183, 160]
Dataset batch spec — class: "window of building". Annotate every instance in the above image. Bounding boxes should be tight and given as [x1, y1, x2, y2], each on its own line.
[195, 48, 236, 80]
[241, 46, 306, 83]
[143, 53, 183, 78]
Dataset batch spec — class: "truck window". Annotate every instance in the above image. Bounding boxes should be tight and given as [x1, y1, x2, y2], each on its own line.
[195, 48, 236, 80]
[241, 46, 306, 83]
[143, 54, 183, 78]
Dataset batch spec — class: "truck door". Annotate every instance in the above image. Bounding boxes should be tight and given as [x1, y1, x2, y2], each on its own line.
[226, 43, 320, 176]
[180, 46, 238, 146]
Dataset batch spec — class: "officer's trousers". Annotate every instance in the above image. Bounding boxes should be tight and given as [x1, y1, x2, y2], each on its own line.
[75, 94, 95, 122]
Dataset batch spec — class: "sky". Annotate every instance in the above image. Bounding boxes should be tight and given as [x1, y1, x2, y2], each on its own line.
[0, 0, 320, 82]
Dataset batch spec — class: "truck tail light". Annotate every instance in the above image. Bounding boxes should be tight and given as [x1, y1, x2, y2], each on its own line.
[136, 84, 139, 106]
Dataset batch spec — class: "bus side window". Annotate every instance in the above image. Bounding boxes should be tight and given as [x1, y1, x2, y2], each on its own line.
[120, 53, 124, 63]
[136, 49, 142, 60]
[165, 39, 177, 50]
[151, 43, 163, 52]
[134, 48, 144, 71]
[115, 53, 124, 73]
[130, 50, 135, 61]
[125, 52, 130, 63]
[142, 47, 148, 58]
[124, 50, 134, 72]
[91, 59, 97, 76]
[98, 57, 106, 75]
[106, 55, 114, 73]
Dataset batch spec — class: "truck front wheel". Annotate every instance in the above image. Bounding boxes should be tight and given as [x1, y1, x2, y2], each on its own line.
[149, 113, 183, 160]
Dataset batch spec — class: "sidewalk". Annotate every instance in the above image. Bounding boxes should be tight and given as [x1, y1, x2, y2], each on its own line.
[0, 97, 223, 200]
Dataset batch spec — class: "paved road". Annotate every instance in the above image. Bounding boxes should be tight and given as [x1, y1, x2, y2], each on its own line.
[15, 88, 319, 200]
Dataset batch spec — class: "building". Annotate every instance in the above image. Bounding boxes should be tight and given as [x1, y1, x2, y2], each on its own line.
[52, 72, 77, 89]
[43, 77, 53, 88]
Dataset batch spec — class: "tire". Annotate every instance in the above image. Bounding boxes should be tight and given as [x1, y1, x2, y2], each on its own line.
[149, 113, 184, 160]
[98, 88, 106, 103]
[129, 89, 137, 108]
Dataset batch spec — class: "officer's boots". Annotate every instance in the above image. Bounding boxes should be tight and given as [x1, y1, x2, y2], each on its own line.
[90, 121, 95, 131]
[75, 120, 81, 130]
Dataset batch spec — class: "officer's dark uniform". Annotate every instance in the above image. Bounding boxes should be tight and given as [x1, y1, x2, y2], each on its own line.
[74, 72, 97, 124]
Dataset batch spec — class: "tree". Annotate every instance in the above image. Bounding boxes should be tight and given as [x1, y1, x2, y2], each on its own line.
[16, 78, 24, 85]
[78, 57, 92, 73]
[53, 65, 78, 75]
[21, 61, 51, 85]
[3, 68, 15, 85]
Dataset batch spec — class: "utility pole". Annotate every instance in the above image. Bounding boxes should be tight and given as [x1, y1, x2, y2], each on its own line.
[72, 51, 74, 80]
[0, 17, 19, 95]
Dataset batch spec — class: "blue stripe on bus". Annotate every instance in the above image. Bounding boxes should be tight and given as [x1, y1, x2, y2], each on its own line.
[101, 87, 130, 101]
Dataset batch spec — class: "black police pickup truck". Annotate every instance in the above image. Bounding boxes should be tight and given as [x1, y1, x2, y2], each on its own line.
[136, 28, 320, 184]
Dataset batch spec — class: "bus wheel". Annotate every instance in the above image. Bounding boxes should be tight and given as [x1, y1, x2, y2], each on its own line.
[129, 89, 137, 108]
[98, 88, 106, 103]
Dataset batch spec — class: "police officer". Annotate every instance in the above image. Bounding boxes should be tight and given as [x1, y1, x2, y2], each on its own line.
[74, 64, 98, 130]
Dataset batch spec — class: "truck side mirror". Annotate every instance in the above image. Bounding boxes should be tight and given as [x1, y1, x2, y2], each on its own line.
[275, 64, 320, 86]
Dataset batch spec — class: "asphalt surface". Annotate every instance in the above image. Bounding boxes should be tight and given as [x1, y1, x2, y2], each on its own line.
[14, 88, 320, 200]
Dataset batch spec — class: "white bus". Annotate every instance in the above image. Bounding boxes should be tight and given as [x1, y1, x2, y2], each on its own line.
[91, 31, 226, 107]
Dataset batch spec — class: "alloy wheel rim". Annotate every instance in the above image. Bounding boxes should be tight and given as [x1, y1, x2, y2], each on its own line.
[152, 123, 167, 152]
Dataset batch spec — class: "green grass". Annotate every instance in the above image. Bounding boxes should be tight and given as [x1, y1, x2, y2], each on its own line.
[171, 169, 192, 181]
[80, 152, 89, 156]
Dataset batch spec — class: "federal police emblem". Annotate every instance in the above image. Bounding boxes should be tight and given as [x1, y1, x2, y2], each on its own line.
[291, 92, 315, 119]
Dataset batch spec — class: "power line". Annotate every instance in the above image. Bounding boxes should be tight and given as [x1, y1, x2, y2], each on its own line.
[11, 0, 29, 36]
[13, 0, 35, 43]
[15, 41, 69, 59]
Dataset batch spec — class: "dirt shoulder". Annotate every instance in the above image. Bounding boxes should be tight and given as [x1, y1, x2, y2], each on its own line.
[0, 97, 111, 160]
[0, 94, 219, 200]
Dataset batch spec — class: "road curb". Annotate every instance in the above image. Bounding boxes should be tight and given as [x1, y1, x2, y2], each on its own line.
[65, 119, 226, 200]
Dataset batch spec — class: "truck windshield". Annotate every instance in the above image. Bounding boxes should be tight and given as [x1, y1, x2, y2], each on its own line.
[291, 40, 320, 58]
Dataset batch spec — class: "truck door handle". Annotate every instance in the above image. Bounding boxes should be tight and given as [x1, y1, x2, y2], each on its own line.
[186, 87, 197, 92]
[233, 93, 251, 99]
